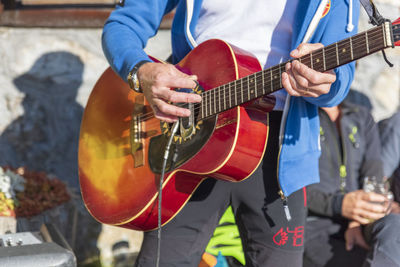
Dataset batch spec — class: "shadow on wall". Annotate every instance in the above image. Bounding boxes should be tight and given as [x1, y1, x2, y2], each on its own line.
[1, 51, 83, 189]
[0, 51, 102, 265]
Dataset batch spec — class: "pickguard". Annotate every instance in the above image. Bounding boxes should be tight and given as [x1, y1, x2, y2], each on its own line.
[148, 116, 217, 174]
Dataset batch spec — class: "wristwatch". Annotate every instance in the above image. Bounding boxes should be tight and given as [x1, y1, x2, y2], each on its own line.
[127, 60, 149, 93]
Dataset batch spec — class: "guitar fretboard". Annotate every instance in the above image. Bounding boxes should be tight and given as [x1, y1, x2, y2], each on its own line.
[197, 22, 392, 120]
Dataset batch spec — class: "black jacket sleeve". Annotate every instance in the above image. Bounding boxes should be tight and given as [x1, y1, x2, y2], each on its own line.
[379, 112, 400, 178]
[307, 186, 344, 217]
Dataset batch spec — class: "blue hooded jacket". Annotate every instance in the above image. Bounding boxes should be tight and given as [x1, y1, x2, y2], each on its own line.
[102, 0, 360, 197]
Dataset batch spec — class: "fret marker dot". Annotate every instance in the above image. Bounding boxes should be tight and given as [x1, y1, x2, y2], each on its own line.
[316, 59, 320, 63]
[251, 90, 254, 94]
[274, 75, 277, 79]
[342, 48, 346, 53]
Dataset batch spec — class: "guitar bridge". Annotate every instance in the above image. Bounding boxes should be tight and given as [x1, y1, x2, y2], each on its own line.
[130, 95, 145, 167]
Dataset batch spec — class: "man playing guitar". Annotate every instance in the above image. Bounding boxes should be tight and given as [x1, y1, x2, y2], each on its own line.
[100, 0, 358, 266]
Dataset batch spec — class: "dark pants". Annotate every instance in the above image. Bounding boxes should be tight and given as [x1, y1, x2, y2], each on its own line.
[363, 214, 400, 267]
[135, 112, 307, 267]
[304, 214, 400, 267]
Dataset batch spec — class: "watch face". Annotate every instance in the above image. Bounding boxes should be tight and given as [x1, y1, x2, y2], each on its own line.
[127, 74, 134, 88]
[128, 61, 149, 93]
[128, 72, 141, 93]
[133, 74, 140, 91]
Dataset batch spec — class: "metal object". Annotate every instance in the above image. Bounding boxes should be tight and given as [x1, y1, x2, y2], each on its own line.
[0, 224, 77, 267]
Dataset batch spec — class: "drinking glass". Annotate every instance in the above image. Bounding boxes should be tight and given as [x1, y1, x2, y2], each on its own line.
[363, 176, 394, 214]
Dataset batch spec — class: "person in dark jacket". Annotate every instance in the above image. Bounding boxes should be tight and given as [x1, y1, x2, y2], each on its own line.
[378, 112, 400, 216]
[101, 1, 359, 266]
[304, 99, 400, 267]
[379, 112, 400, 178]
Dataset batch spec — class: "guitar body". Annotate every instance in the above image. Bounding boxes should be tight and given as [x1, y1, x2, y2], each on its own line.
[79, 39, 270, 231]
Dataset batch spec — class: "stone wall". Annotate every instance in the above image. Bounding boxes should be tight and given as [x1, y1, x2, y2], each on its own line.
[0, 27, 171, 189]
[0, 26, 171, 266]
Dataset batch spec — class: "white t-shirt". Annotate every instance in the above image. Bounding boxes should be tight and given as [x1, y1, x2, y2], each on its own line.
[194, 0, 299, 110]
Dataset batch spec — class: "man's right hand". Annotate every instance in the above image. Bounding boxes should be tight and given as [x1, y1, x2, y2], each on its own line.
[342, 190, 389, 224]
[137, 62, 202, 122]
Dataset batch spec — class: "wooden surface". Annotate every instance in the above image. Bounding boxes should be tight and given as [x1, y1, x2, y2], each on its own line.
[0, 8, 112, 28]
[21, 0, 116, 4]
[0, 0, 174, 28]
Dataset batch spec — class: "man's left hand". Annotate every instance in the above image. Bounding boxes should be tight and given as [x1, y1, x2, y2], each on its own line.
[345, 221, 370, 251]
[282, 43, 336, 98]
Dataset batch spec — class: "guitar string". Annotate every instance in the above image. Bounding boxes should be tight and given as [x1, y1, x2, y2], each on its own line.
[193, 25, 385, 104]
[138, 33, 386, 122]
[136, 28, 385, 121]
[137, 31, 385, 122]
[136, 28, 384, 121]
[199, 27, 384, 102]
[136, 41, 385, 123]
[182, 26, 397, 119]
[200, 33, 385, 113]
[199, 37, 383, 111]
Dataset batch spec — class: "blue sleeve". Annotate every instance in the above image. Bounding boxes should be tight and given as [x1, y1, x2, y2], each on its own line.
[101, 0, 178, 82]
[305, 0, 360, 107]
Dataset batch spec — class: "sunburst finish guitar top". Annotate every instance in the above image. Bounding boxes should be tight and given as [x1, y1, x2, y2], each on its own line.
[79, 40, 270, 231]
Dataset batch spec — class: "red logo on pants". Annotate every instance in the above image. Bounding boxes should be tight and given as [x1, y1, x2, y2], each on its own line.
[273, 226, 304, 247]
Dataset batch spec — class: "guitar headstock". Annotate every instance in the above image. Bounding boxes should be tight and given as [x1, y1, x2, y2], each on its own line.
[393, 17, 400, 47]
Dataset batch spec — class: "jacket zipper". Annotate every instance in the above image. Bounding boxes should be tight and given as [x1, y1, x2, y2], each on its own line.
[278, 188, 291, 221]
[338, 122, 347, 193]
[268, 0, 328, 223]
[322, 110, 347, 193]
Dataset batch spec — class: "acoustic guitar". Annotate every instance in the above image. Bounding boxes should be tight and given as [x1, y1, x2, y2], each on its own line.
[79, 18, 400, 231]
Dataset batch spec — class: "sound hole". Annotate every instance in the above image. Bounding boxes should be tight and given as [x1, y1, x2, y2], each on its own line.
[160, 86, 203, 144]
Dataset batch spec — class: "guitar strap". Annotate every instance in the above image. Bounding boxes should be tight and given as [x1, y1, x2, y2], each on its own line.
[359, 0, 385, 26]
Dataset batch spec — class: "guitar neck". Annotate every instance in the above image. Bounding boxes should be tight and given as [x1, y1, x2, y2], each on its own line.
[198, 22, 394, 120]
